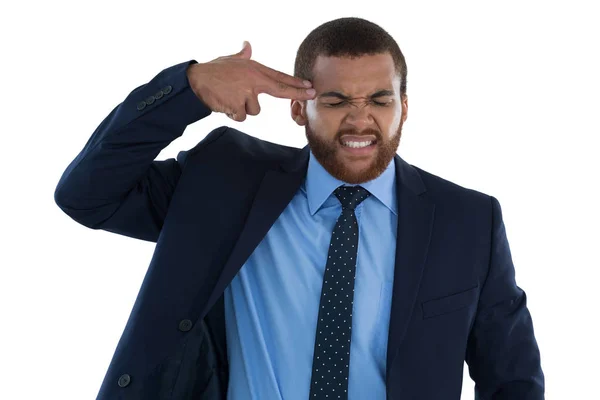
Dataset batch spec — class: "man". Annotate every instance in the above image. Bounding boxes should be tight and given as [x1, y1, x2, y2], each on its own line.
[54, 17, 544, 400]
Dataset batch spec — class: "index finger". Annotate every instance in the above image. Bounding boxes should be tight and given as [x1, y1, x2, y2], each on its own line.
[257, 78, 317, 100]
[254, 61, 313, 89]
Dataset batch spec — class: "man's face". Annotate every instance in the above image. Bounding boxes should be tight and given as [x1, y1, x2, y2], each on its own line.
[291, 52, 408, 184]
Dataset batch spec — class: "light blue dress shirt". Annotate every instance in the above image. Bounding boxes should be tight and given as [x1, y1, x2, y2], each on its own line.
[224, 149, 398, 399]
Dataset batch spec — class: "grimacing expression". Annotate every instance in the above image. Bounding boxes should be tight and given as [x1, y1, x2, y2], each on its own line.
[291, 52, 408, 184]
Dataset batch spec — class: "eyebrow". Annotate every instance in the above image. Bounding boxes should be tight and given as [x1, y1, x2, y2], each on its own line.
[317, 89, 395, 100]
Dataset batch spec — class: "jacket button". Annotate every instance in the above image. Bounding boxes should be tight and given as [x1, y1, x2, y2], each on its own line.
[117, 374, 131, 387]
[178, 319, 193, 332]
[145, 95, 155, 105]
[162, 85, 172, 95]
[136, 101, 146, 111]
[154, 90, 164, 99]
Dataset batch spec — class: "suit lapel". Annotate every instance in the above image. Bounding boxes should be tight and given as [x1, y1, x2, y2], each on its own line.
[203, 146, 310, 315]
[385, 155, 436, 380]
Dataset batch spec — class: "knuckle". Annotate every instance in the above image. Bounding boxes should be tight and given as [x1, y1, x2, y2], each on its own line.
[233, 109, 246, 121]
[276, 81, 288, 92]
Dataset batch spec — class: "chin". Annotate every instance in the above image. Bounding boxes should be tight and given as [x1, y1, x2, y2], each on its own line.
[332, 158, 380, 184]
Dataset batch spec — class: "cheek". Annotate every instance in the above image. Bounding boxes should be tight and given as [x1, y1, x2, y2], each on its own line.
[384, 107, 403, 133]
[307, 108, 341, 132]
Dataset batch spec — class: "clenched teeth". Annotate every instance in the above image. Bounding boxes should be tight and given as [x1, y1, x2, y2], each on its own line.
[342, 141, 373, 148]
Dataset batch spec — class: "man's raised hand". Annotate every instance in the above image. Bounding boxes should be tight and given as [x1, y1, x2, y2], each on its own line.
[186, 41, 316, 122]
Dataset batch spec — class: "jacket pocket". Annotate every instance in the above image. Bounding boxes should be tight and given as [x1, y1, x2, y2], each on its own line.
[421, 285, 479, 319]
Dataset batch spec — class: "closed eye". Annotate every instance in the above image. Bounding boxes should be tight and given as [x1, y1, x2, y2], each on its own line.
[326, 100, 390, 107]
[327, 102, 346, 107]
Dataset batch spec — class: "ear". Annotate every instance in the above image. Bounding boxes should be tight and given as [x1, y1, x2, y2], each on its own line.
[290, 99, 308, 126]
[401, 94, 408, 123]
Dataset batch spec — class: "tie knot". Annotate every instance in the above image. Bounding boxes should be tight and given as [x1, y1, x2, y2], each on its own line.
[334, 185, 371, 211]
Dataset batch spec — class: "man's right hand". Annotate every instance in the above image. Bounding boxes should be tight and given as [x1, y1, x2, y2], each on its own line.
[186, 41, 316, 122]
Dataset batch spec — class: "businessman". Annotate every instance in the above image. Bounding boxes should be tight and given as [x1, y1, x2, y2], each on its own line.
[54, 17, 544, 400]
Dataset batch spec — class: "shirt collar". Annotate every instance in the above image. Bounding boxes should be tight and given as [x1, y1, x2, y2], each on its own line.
[304, 149, 398, 216]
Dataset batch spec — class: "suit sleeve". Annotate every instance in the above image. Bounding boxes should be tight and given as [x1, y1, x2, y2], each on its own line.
[465, 196, 545, 399]
[54, 59, 216, 242]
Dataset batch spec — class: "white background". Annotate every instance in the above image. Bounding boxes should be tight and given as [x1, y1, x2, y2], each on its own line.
[1, 0, 599, 398]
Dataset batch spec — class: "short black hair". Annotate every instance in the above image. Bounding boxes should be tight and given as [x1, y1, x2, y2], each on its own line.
[294, 17, 407, 97]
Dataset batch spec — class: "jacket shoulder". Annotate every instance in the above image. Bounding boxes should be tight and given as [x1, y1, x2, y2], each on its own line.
[410, 163, 492, 207]
[178, 126, 300, 169]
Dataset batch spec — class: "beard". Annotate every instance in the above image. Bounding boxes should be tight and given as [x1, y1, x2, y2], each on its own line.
[305, 120, 403, 184]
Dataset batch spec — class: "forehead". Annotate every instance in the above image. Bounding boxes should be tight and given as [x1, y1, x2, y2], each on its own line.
[311, 53, 399, 94]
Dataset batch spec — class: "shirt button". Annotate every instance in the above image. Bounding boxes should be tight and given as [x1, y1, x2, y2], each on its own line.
[117, 374, 131, 387]
[178, 319, 193, 332]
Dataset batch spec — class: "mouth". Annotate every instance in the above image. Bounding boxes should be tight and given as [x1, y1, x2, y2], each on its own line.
[339, 138, 378, 155]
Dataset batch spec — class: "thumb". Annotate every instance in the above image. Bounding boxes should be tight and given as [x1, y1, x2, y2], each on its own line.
[232, 40, 252, 59]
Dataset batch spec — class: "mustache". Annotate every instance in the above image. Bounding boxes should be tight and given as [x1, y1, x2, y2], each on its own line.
[336, 128, 381, 140]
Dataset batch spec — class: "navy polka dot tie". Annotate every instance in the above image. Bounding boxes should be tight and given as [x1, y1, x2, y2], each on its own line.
[309, 185, 371, 400]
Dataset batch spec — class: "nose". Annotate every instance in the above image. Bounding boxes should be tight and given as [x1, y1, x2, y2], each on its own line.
[344, 104, 373, 131]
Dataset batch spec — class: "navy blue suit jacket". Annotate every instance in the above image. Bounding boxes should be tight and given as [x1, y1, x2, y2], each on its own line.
[54, 59, 544, 399]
